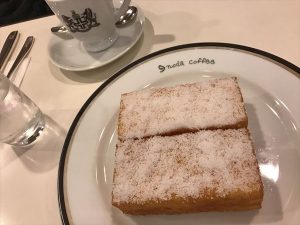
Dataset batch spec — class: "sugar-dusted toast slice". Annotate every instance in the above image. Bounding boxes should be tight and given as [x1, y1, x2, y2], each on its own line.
[112, 128, 263, 214]
[118, 77, 247, 140]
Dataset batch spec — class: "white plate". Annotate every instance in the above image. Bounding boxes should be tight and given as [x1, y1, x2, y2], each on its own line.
[48, 6, 144, 71]
[58, 43, 300, 225]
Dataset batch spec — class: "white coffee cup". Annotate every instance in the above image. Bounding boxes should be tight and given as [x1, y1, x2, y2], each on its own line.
[46, 0, 131, 52]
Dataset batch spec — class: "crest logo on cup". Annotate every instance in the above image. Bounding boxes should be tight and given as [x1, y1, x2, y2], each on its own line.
[45, 0, 131, 52]
[62, 8, 100, 33]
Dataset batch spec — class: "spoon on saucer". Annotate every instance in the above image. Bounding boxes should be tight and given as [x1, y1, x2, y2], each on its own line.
[115, 5, 138, 27]
[51, 6, 138, 34]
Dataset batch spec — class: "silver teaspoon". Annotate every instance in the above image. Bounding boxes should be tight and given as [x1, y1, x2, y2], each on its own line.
[115, 5, 138, 27]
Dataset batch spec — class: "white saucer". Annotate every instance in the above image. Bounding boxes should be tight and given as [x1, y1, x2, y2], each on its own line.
[48, 6, 144, 71]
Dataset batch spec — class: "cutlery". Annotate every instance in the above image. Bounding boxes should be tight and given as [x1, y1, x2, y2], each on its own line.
[51, 6, 138, 34]
[50, 26, 68, 34]
[7, 36, 34, 79]
[115, 5, 137, 27]
[0, 31, 19, 71]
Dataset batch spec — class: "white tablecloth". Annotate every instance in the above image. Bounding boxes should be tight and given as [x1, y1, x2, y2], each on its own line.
[0, 0, 299, 224]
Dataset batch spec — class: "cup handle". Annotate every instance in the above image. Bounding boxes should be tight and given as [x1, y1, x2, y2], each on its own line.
[114, 0, 131, 22]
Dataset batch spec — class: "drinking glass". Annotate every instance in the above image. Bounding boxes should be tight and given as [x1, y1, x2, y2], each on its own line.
[0, 74, 45, 146]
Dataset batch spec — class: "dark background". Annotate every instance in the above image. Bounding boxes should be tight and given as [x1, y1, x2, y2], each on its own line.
[0, 0, 53, 27]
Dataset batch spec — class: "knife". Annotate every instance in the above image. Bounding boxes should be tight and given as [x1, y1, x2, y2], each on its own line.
[7, 36, 34, 79]
[0, 31, 19, 71]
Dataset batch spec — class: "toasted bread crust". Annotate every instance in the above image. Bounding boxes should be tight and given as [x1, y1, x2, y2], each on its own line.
[113, 190, 263, 215]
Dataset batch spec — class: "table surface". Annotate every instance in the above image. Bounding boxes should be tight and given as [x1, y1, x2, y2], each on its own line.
[0, 0, 299, 224]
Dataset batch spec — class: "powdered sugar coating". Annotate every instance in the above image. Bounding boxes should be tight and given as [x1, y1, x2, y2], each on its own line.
[112, 129, 262, 204]
[118, 77, 247, 140]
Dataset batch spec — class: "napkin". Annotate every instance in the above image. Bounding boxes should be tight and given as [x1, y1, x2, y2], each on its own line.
[3, 57, 31, 87]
